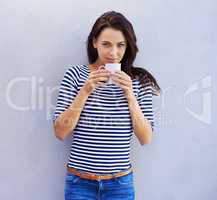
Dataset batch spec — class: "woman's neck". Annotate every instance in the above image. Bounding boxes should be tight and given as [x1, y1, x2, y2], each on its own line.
[89, 59, 104, 71]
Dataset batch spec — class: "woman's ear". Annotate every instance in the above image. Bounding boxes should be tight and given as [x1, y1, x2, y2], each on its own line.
[92, 38, 97, 48]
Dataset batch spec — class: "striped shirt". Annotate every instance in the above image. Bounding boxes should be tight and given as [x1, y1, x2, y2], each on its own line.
[53, 64, 155, 174]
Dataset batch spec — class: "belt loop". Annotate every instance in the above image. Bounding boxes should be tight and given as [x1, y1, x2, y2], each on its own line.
[112, 172, 117, 179]
[97, 175, 101, 181]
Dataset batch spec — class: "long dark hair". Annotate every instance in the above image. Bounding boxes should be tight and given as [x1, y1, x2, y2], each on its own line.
[86, 11, 161, 95]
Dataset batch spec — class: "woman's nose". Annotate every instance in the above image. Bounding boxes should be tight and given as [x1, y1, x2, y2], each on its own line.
[109, 47, 118, 57]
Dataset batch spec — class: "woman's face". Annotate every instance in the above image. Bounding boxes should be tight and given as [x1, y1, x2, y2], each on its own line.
[93, 27, 127, 65]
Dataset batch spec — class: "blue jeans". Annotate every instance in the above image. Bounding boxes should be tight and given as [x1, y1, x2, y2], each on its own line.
[64, 170, 135, 200]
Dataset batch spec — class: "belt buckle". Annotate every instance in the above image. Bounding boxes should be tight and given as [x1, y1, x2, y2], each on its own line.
[96, 175, 102, 181]
[97, 173, 112, 181]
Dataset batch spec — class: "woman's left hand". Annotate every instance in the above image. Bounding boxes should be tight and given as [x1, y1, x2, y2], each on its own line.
[111, 70, 134, 98]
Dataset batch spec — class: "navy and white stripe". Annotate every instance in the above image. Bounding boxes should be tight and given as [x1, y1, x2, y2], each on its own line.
[53, 65, 154, 174]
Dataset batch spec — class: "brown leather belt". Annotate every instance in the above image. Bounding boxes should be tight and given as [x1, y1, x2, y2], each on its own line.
[67, 166, 132, 181]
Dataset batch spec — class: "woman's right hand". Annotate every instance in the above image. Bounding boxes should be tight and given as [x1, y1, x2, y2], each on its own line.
[82, 65, 111, 95]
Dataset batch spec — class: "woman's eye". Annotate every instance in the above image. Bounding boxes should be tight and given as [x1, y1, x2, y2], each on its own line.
[118, 44, 125, 47]
[101, 43, 125, 48]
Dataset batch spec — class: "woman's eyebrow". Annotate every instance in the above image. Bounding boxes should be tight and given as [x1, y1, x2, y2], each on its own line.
[101, 40, 126, 43]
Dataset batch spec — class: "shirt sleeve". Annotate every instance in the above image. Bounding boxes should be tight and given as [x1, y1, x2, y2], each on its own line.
[137, 83, 155, 131]
[52, 66, 79, 123]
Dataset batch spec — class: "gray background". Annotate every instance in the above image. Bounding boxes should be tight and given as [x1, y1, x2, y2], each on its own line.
[1, 0, 216, 199]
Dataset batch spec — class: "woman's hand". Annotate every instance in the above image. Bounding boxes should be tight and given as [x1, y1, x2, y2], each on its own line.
[111, 70, 134, 99]
[82, 66, 111, 95]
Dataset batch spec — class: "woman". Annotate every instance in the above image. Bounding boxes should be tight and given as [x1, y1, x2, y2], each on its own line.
[53, 10, 160, 200]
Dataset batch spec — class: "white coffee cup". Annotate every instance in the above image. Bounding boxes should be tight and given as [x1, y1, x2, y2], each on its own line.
[105, 63, 121, 84]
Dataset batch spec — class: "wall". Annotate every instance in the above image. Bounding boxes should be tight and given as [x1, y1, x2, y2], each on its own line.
[1, 0, 216, 199]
